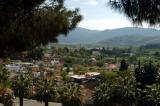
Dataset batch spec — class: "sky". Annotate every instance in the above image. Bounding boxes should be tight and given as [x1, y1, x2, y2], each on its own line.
[65, 0, 153, 30]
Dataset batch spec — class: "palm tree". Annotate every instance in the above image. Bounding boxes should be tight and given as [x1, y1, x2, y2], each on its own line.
[94, 71, 140, 106]
[59, 83, 83, 106]
[35, 79, 57, 106]
[12, 73, 31, 106]
[0, 65, 13, 106]
[0, 65, 10, 83]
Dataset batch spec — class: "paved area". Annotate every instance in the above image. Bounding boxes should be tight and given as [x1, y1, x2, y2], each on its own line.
[0, 98, 62, 106]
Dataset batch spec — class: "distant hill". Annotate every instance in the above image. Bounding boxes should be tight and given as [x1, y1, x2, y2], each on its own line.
[58, 27, 160, 46]
[58, 27, 99, 43]
[99, 35, 160, 46]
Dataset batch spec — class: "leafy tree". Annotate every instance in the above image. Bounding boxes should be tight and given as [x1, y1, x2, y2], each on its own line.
[135, 61, 158, 87]
[119, 59, 128, 71]
[12, 74, 31, 106]
[0, 0, 82, 56]
[109, 0, 160, 25]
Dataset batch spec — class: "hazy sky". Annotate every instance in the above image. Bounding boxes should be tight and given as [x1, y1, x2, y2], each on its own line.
[65, 0, 151, 30]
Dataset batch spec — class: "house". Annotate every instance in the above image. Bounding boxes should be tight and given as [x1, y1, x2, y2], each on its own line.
[90, 58, 97, 65]
[92, 51, 101, 56]
[87, 48, 101, 56]
[51, 59, 60, 66]
[5, 62, 33, 72]
[105, 63, 118, 71]
[70, 72, 101, 84]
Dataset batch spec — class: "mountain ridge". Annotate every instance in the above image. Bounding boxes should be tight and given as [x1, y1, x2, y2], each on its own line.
[58, 27, 160, 46]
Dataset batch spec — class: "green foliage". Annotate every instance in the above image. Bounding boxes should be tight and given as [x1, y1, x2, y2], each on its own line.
[0, 0, 82, 56]
[12, 73, 31, 106]
[12, 74, 31, 97]
[58, 83, 83, 106]
[61, 70, 70, 82]
[109, 0, 160, 25]
[35, 79, 57, 105]
[119, 59, 128, 71]
[135, 61, 158, 86]
[94, 71, 140, 106]
[0, 65, 12, 91]
[142, 84, 160, 106]
[28, 46, 44, 60]
[0, 65, 10, 83]
[73, 65, 87, 75]
[128, 56, 137, 63]
[96, 61, 104, 67]
[100, 71, 118, 82]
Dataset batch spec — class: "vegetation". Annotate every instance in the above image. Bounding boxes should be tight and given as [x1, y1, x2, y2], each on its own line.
[109, 0, 160, 25]
[94, 71, 139, 106]
[35, 79, 57, 106]
[58, 83, 83, 106]
[0, 0, 82, 56]
[0, 65, 13, 106]
[12, 74, 31, 106]
[119, 59, 128, 71]
[1, 0, 160, 105]
[93, 57, 160, 106]
[135, 61, 158, 87]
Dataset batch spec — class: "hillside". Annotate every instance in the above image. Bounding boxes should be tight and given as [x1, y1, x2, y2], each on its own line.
[58, 27, 160, 46]
[99, 35, 160, 46]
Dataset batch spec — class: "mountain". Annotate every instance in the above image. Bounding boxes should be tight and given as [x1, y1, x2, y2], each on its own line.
[58, 27, 99, 43]
[99, 35, 160, 46]
[58, 27, 160, 46]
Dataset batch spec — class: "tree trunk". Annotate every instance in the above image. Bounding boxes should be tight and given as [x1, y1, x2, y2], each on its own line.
[19, 97, 23, 106]
[45, 100, 48, 106]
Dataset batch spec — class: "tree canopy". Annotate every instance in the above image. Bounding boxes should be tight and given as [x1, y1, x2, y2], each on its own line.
[0, 0, 82, 56]
[109, 0, 160, 25]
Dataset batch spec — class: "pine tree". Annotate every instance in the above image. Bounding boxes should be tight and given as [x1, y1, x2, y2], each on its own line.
[135, 61, 158, 87]
[119, 59, 128, 71]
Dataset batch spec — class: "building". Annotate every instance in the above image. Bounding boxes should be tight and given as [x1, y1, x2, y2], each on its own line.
[70, 72, 101, 84]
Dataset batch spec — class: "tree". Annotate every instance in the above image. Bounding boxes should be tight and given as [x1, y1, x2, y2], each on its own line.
[97, 61, 104, 67]
[0, 87, 14, 106]
[0, 65, 13, 106]
[35, 79, 57, 106]
[141, 84, 160, 106]
[59, 83, 83, 106]
[0, 0, 82, 56]
[0, 65, 10, 83]
[94, 71, 140, 106]
[12, 74, 31, 106]
[135, 61, 158, 87]
[109, 0, 160, 25]
[28, 46, 44, 60]
[119, 59, 128, 71]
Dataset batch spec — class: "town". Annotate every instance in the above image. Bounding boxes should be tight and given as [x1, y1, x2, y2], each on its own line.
[0, 0, 160, 106]
[1, 44, 160, 106]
